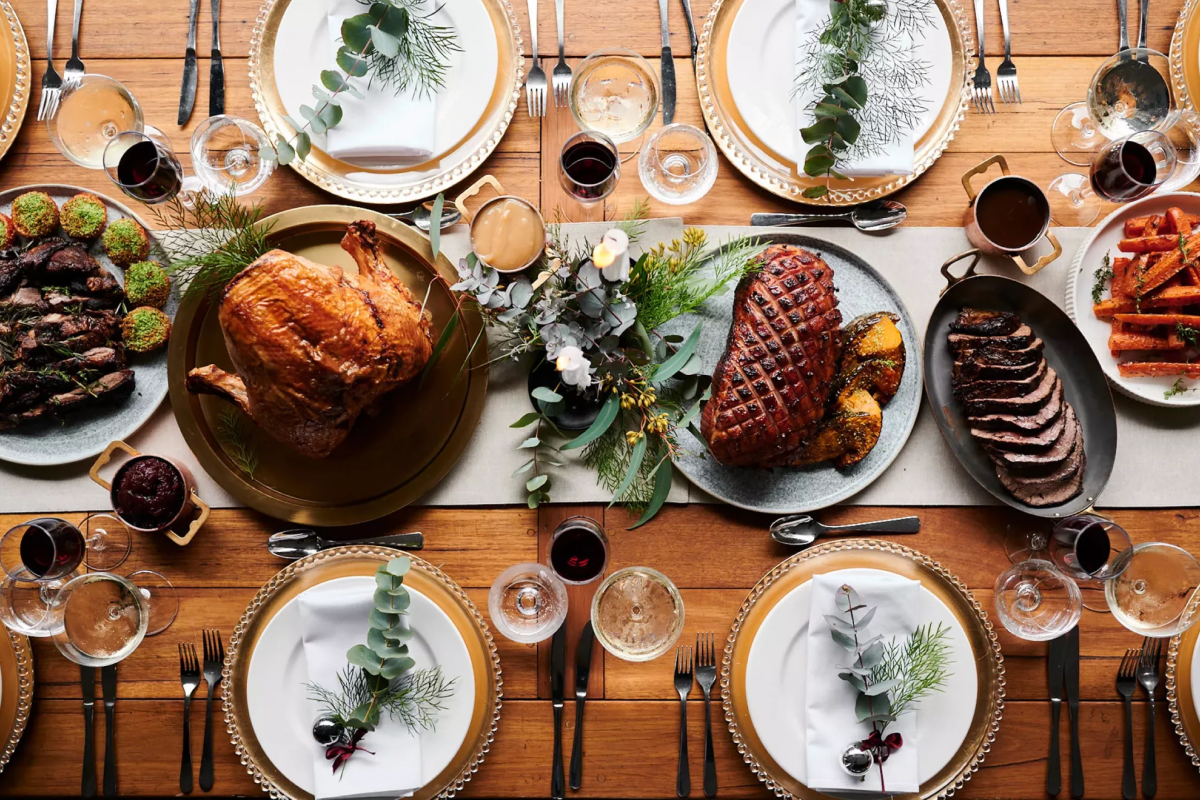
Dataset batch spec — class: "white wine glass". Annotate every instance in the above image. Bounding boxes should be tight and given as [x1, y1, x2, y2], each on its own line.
[994, 559, 1082, 641]
[590, 566, 685, 661]
[47, 572, 149, 667]
[48, 74, 143, 169]
[1106, 542, 1200, 637]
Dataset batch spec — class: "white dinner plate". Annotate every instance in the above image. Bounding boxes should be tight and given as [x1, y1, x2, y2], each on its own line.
[246, 576, 476, 795]
[725, 0, 953, 167]
[745, 568, 978, 789]
[1065, 191, 1200, 407]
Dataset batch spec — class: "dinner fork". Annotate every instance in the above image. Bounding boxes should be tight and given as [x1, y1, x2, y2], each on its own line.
[995, 0, 1020, 104]
[525, 0, 547, 116]
[199, 630, 225, 793]
[38, 0, 63, 121]
[551, 0, 570, 108]
[674, 645, 693, 798]
[1139, 637, 1163, 798]
[63, 0, 85, 90]
[1116, 648, 1139, 800]
[694, 634, 717, 798]
[970, 0, 994, 113]
[179, 643, 201, 794]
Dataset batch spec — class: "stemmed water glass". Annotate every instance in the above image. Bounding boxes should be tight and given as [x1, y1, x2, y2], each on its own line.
[638, 123, 719, 205]
[487, 563, 568, 643]
[1047, 130, 1177, 226]
[190, 115, 276, 197]
[993, 559, 1082, 641]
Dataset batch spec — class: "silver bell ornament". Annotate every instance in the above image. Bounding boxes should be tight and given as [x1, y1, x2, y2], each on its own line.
[312, 714, 347, 747]
[840, 742, 875, 780]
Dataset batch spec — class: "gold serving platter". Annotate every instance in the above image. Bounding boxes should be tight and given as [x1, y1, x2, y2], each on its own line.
[223, 547, 502, 800]
[0, 629, 32, 776]
[0, 0, 30, 164]
[1166, 594, 1200, 771]
[247, 0, 523, 204]
[167, 206, 488, 526]
[1171, 0, 1200, 113]
[722, 539, 1004, 800]
[696, 0, 973, 206]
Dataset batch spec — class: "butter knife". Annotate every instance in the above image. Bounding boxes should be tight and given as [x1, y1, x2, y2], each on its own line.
[658, 0, 675, 124]
[177, 0, 200, 125]
[1046, 634, 1066, 797]
[208, 0, 223, 115]
[549, 625, 567, 800]
[678, 0, 697, 70]
[101, 664, 117, 797]
[569, 622, 595, 790]
[1066, 625, 1083, 799]
[81, 665, 96, 798]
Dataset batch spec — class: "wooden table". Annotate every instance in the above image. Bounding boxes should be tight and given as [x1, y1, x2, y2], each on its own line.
[2, 0, 1200, 797]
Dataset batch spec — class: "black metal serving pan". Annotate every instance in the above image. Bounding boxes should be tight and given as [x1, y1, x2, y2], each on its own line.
[923, 254, 1118, 518]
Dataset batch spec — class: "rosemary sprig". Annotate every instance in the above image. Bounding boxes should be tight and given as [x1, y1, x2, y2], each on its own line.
[1092, 253, 1113, 305]
[1166, 378, 1193, 400]
[215, 407, 259, 479]
[1178, 322, 1200, 348]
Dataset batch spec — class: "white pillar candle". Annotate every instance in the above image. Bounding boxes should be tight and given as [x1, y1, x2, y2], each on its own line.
[592, 229, 631, 282]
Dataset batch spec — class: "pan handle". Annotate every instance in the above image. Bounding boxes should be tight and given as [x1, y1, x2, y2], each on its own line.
[961, 154, 1010, 201]
[1012, 230, 1063, 275]
[939, 249, 981, 296]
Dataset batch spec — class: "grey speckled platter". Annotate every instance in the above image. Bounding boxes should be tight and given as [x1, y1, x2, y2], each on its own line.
[663, 233, 923, 515]
[0, 185, 174, 466]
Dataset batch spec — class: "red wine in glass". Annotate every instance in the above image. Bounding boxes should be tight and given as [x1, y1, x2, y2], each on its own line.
[1090, 139, 1159, 202]
[1074, 523, 1113, 576]
[549, 518, 609, 584]
[116, 140, 182, 203]
[560, 138, 619, 203]
[18, 519, 85, 580]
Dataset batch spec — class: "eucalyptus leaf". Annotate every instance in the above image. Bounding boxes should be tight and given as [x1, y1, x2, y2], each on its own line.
[836, 113, 860, 145]
[526, 474, 549, 491]
[381, 656, 416, 679]
[369, 609, 400, 631]
[368, 626, 389, 654]
[801, 117, 837, 144]
[802, 185, 829, 199]
[511, 459, 535, 476]
[608, 434, 647, 507]
[319, 103, 343, 128]
[510, 413, 540, 428]
[865, 677, 899, 697]
[628, 456, 672, 529]
[860, 640, 885, 669]
[375, 570, 403, 592]
[347, 644, 383, 675]
[321, 69, 348, 92]
[273, 136, 295, 166]
[417, 308, 457, 388]
[560, 393, 618, 451]
[341, 13, 376, 51]
[532, 386, 563, 403]
[803, 152, 835, 177]
[830, 85, 863, 109]
[651, 325, 701, 383]
[527, 492, 541, 509]
[864, 713, 898, 725]
[368, 24, 401, 57]
[830, 628, 859, 652]
[374, 588, 409, 614]
[337, 46, 370, 77]
[385, 557, 410, 577]
[844, 75, 868, 106]
[838, 672, 867, 692]
[823, 614, 856, 633]
[853, 606, 877, 630]
[518, 436, 540, 449]
[384, 627, 413, 643]
[814, 102, 848, 119]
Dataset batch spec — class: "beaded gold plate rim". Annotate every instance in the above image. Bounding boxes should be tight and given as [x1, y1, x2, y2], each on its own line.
[1170, 0, 1200, 114]
[222, 547, 502, 800]
[0, 0, 30, 165]
[696, 0, 974, 206]
[1165, 593, 1200, 770]
[0, 629, 33, 776]
[720, 538, 1005, 800]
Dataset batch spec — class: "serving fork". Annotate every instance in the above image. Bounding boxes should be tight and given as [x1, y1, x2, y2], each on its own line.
[199, 630, 225, 793]
[694, 634, 717, 798]
[525, 0, 547, 116]
[551, 0, 570, 107]
[179, 643, 201, 794]
[995, 0, 1020, 104]
[970, 0, 994, 113]
[1116, 648, 1139, 800]
[63, 0, 85, 90]
[38, 0, 63, 121]
[1139, 637, 1163, 798]
[674, 645, 693, 798]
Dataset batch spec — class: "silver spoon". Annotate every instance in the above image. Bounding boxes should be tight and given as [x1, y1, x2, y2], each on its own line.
[267, 529, 424, 560]
[388, 202, 462, 232]
[750, 200, 907, 232]
[769, 514, 920, 548]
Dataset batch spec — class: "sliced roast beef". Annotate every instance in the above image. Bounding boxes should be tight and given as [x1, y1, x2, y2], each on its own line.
[971, 410, 1066, 452]
[962, 366, 1057, 416]
[949, 308, 1022, 336]
[953, 356, 1043, 383]
[948, 324, 1034, 352]
[995, 428, 1086, 507]
[955, 339, 1045, 367]
[954, 359, 1047, 401]
[969, 380, 1065, 432]
[47, 369, 135, 414]
[985, 405, 1079, 475]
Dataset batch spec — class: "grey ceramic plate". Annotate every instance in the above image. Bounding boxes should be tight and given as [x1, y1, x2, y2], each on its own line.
[663, 233, 924, 515]
[0, 185, 173, 466]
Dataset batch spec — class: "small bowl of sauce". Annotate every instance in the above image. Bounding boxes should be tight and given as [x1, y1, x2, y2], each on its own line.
[110, 455, 193, 533]
[455, 175, 545, 273]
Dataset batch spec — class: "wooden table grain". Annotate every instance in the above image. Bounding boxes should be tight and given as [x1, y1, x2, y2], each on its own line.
[2, 0, 1199, 796]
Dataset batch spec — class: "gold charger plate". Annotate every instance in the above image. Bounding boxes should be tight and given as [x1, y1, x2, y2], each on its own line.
[697, 0, 973, 206]
[1171, 0, 1200, 113]
[247, 0, 523, 204]
[722, 539, 1004, 800]
[167, 206, 488, 526]
[0, 0, 30, 164]
[0, 629, 33, 775]
[1165, 594, 1200, 770]
[223, 547, 502, 800]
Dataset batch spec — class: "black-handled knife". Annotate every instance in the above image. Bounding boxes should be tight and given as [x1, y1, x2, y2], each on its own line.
[208, 0, 224, 116]
[101, 664, 117, 797]
[1046, 634, 1065, 796]
[569, 622, 595, 790]
[550, 625, 567, 800]
[81, 665, 96, 798]
[178, 0, 200, 125]
[1066, 625, 1083, 799]
[658, 0, 675, 124]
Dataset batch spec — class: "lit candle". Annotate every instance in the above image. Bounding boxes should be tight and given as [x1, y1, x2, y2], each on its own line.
[592, 229, 631, 282]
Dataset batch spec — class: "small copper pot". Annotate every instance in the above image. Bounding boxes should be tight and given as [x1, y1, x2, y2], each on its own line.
[960, 154, 1062, 275]
[454, 174, 546, 273]
[89, 441, 210, 545]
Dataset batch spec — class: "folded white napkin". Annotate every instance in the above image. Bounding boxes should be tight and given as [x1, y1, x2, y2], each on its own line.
[804, 570, 921, 795]
[299, 576, 423, 800]
[793, 1, 913, 178]
[323, 0, 437, 163]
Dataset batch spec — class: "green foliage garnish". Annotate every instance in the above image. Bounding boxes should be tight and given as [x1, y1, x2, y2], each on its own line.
[1165, 378, 1194, 400]
[1092, 253, 1113, 304]
[216, 407, 259, 479]
[1177, 322, 1200, 348]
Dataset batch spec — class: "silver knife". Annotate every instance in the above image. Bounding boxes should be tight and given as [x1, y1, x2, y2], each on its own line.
[1046, 634, 1066, 797]
[1065, 625, 1083, 799]
[658, 0, 675, 124]
[549, 625, 567, 800]
[101, 664, 117, 797]
[208, 0, 224, 116]
[678, 0, 697, 71]
[178, 0, 200, 125]
[569, 622, 595, 790]
[81, 665, 96, 798]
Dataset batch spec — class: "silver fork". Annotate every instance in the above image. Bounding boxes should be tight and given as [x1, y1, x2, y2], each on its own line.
[1116, 648, 1139, 800]
[995, 0, 1019, 104]
[970, 0, 994, 113]
[525, 0, 547, 116]
[199, 629, 225, 793]
[1139, 637, 1163, 799]
[179, 643, 201, 795]
[694, 633, 717, 798]
[674, 645, 693, 798]
[63, 0, 85, 90]
[38, 0, 63, 121]
[551, 0, 570, 107]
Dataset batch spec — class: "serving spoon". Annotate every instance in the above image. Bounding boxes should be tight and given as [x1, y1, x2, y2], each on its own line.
[769, 514, 920, 548]
[267, 529, 424, 560]
[750, 200, 907, 232]
[388, 203, 462, 232]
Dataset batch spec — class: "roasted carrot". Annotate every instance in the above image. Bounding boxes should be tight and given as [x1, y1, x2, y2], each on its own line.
[1118, 362, 1200, 378]
[1111, 313, 1200, 327]
[1146, 215, 1163, 236]
[1094, 298, 1137, 318]
[1125, 213, 1200, 236]
[1119, 235, 1180, 253]
[1145, 285, 1200, 307]
[1108, 331, 1186, 351]
[1169, 207, 1194, 237]
[1137, 231, 1200, 294]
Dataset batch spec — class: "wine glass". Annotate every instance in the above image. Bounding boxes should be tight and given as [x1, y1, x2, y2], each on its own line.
[1047, 129, 1177, 226]
[549, 516, 609, 585]
[590, 566, 685, 661]
[993, 560, 1082, 641]
[1106, 542, 1200, 637]
[638, 123, 719, 205]
[47, 572, 149, 667]
[125, 569, 179, 636]
[1048, 514, 1132, 612]
[487, 563, 568, 643]
[102, 127, 186, 205]
[559, 131, 621, 209]
[190, 115, 276, 197]
[569, 48, 660, 146]
[47, 74, 143, 169]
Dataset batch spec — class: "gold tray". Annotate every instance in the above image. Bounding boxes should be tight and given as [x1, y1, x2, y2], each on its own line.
[696, 0, 973, 206]
[223, 547, 502, 800]
[1166, 593, 1200, 770]
[167, 206, 488, 526]
[0, 0, 29, 164]
[722, 539, 1004, 800]
[1171, 0, 1200, 113]
[247, 0, 523, 204]
[0, 629, 33, 776]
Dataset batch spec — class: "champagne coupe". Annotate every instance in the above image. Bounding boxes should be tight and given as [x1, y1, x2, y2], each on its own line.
[638, 123, 719, 205]
[993, 559, 1082, 641]
[102, 127, 186, 205]
[48, 74, 143, 169]
[190, 115, 276, 197]
[1106, 542, 1200, 636]
[549, 516, 609, 585]
[48, 572, 149, 667]
[559, 131, 621, 209]
[569, 48, 660, 146]
[591, 566, 685, 661]
[487, 563, 568, 643]
[1047, 129, 1177, 226]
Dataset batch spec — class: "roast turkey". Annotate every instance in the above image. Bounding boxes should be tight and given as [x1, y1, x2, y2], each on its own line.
[701, 244, 842, 467]
[186, 221, 432, 458]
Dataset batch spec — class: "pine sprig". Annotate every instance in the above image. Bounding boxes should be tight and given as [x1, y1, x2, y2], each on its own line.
[307, 665, 456, 732]
[868, 622, 953, 718]
[215, 407, 259, 479]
